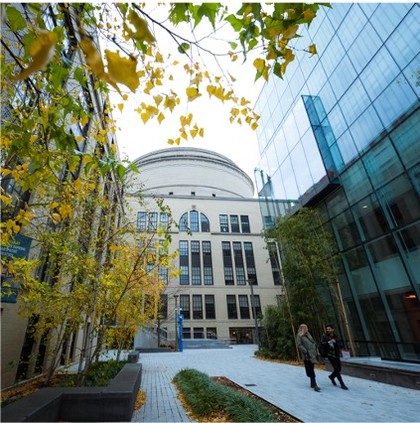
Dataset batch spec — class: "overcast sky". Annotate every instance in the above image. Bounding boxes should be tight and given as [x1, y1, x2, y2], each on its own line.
[108, 5, 265, 185]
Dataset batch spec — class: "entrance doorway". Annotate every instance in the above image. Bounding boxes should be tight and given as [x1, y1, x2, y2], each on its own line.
[229, 328, 253, 344]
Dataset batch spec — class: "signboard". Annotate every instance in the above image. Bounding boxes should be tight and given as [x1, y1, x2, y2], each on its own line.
[1, 233, 32, 259]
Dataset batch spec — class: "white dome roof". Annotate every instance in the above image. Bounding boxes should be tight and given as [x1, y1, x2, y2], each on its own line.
[128, 147, 254, 198]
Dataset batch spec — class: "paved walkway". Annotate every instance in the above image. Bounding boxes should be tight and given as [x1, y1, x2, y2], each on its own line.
[131, 345, 420, 423]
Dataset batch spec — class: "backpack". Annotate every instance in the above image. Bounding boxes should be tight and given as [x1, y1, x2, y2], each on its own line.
[318, 341, 329, 358]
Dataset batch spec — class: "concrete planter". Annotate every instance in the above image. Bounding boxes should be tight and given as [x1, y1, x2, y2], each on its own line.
[2, 363, 142, 422]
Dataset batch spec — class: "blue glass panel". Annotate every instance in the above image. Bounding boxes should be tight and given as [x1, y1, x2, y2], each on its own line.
[283, 112, 300, 152]
[280, 157, 299, 200]
[272, 128, 288, 166]
[330, 142, 345, 173]
[290, 142, 314, 196]
[298, 130, 325, 184]
[331, 209, 361, 249]
[306, 62, 328, 95]
[349, 106, 384, 153]
[328, 103, 347, 139]
[336, 131, 358, 165]
[397, 223, 420, 285]
[326, 3, 352, 29]
[363, 137, 404, 189]
[341, 160, 372, 204]
[337, 4, 367, 45]
[370, 3, 411, 42]
[271, 168, 287, 200]
[266, 141, 279, 176]
[346, 22, 382, 74]
[340, 78, 371, 127]
[403, 58, 420, 97]
[360, 48, 400, 102]
[374, 77, 417, 131]
[329, 55, 357, 100]
[386, 6, 419, 69]
[327, 188, 349, 218]
[359, 2, 379, 19]
[318, 80, 337, 113]
[321, 34, 346, 76]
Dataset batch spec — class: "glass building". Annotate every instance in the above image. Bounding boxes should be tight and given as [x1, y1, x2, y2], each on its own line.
[254, 3, 419, 362]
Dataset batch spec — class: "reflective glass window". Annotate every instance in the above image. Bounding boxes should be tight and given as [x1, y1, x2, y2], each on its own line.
[190, 210, 199, 232]
[347, 22, 382, 74]
[306, 63, 328, 95]
[363, 137, 404, 189]
[386, 6, 420, 68]
[336, 131, 358, 166]
[353, 194, 389, 241]
[397, 223, 420, 285]
[359, 2, 379, 18]
[390, 110, 420, 169]
[290, 142, 313, 196]
[337, 5, 367, 45]
[378, 174, 420, 228]
[205, 295, 216, 319]
[350, 106, 384, 153]
[408, 165, 420, 197]
[312, 12, 335, 54]
[226, 295, 238, 319]
[230, 215, 240, 233]
[329, 55, 357, 100]
[327, 103, 347, 139]
[375, 77, 417, 131]
[284, 113, 300, 152]
[330, 142, 345, 173]
[266, 141, 280, 175]
[271, 168, 287, 200]
[200, 213, 210, 232]
[318, 81, 337, 113]
[341, 160, 372, 204]
[370, 3, 411, 42]
[326, 3, 352, 29]
[360, 48, 400, 102]
[180, 295, 190, 319]
[280, 157, 299, 200]
[179, 241, 189, 285]
[327, 188, 348, 218]
[300, 130, 326, 184]
[340, 78, 371, 127]
[402, 58, 420, 96]
[331, 209, 360, 250]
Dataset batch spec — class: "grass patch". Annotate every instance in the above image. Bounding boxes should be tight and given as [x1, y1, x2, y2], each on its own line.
[173, 368, 279, 422]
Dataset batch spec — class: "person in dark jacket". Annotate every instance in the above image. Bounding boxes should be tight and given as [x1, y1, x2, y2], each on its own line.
[296, 323, 321, 391]
[321, 324, 348, 390]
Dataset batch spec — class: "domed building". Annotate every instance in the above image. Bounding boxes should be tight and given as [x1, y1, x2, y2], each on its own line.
[126, 147, 283, 346]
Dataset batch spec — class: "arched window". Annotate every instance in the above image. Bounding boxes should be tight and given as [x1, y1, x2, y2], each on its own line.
[179, 210, 210, 232]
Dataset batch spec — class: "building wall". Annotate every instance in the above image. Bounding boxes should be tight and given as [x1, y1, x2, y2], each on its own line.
[254, 3, 420, 361]
[127, 148, 282, 345]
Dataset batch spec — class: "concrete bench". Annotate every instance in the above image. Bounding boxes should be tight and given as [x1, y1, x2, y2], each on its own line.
[2, 363, 142, 422]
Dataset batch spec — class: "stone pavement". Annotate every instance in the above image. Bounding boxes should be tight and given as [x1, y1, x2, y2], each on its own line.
[131, 345, 420, 423]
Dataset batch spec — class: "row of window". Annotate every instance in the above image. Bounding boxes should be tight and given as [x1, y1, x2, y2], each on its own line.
[173, 294, 262, 320]
[137, 211, 251, 233]
[182, 327, 217, 339]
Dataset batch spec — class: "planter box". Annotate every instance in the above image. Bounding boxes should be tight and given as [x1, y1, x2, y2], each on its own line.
[2, 363, 142, 422]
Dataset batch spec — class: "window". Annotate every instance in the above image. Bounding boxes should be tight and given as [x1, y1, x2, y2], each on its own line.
[239, 295, 250, 319]
[159, 294, 168, 319]
[160, 213, 169, 230]
[251, 295, 262, 318]
[219, 214, 229, 232]
[137, 212, 147, 231]
[148, 212, 158, 230]
[205, 295, 216, 319]
[240, 215, 250, 233]
[180, 295, 190, 319]
[267, 242, 281, 285]
[194, 328, 205, 339]
[183, 327, 191, 339]
[179, 210, 210, 232]
[222, 242, 234, 285]
[192, 295, 203, 319]
[202, 241, 213, 285]
[207, 327, 217, 339]
[179, 241, 189, 285]
[227, 295, 238, 319]
[233, 242, 246, 285]
[230, 215, 240, 232]
[190, 210, 199, 232]
[244, 242, 257, 284]
[191, 241, 201, 285]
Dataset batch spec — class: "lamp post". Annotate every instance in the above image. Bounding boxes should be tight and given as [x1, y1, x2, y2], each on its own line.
[247, 279, 260, 350]
[174, 294, 179, 352]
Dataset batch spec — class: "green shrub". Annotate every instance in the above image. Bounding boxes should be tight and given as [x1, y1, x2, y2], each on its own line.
[84, 359, 127, 386]
[174, 369, 278, 422]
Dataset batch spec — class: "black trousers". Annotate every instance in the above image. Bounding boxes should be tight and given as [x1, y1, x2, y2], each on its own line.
[328, 356, 344, 383]
[304, 360, 316, 386]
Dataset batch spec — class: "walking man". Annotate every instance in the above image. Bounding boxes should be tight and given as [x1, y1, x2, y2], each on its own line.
[321, 324, 348, 390]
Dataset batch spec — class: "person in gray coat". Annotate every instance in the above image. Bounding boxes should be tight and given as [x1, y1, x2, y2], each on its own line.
[296, 323, 321, 391]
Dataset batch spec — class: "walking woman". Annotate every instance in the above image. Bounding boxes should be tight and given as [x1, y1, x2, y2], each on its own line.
[296, 324, 320, 391]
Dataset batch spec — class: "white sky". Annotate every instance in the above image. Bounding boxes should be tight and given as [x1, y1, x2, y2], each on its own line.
[108, 4, 265, 184]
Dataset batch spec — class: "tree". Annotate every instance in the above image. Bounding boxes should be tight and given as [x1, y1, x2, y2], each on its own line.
[1, 3, 327, 385]
[260, 207, 345, 360]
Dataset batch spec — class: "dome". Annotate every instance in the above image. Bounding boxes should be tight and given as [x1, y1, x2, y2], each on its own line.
[128, 147, 254, 198]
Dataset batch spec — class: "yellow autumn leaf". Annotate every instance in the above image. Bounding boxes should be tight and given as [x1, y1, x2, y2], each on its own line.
[302, 8, 316, 21]
[79, 37, 106, 78]
[198, 128, 204, 137]
[253, 58, 266, 73]
[180, 129, 188, 140]
[251, 121, 259, 130]
[186, 86, 201, 101]
[164, 95, 178, 112]
[105, 50, 140, 92]
[308, 44, 317, 55]
[154, 95, 163, 106]
[281, 48, 295, 74]
[118, 103, 124, 112]
[283, 24, 299, 39]
[167, 139, 175, 145]
[12, 29, 57, 80]
[157, 112, 165, 124]
[125, 9, 156, 43]
[190, 128, 198, 138]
